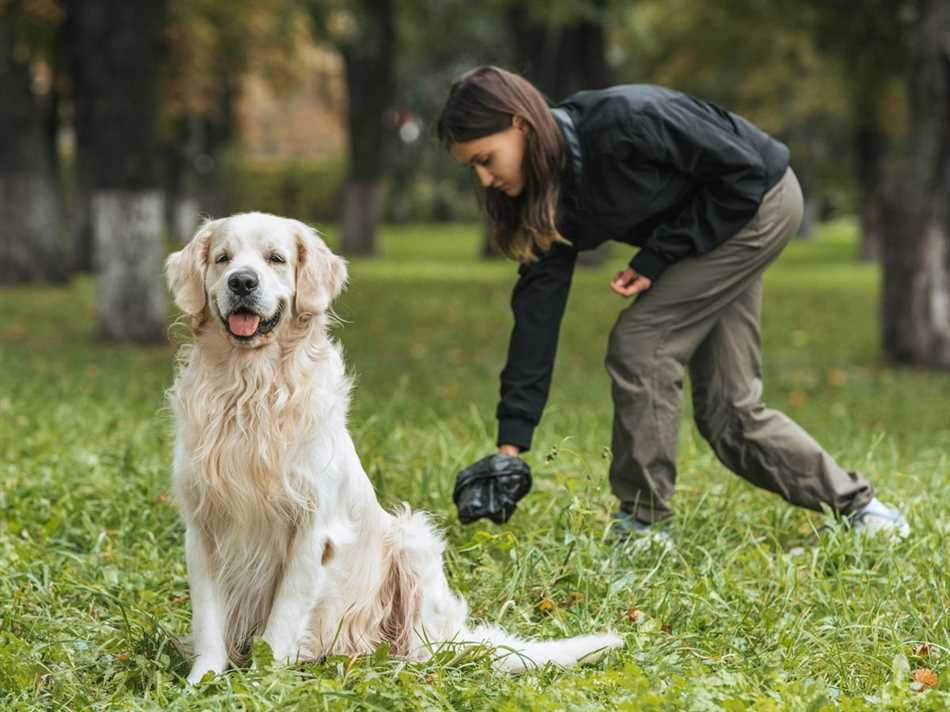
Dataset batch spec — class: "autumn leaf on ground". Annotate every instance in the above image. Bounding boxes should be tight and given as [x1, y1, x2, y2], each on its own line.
[827, 369, 849, 387]
[789, 390, 808, 407]
[537, 598, 555, 615]
[626, 607, 646, 624]
[912, 668, 937, 690]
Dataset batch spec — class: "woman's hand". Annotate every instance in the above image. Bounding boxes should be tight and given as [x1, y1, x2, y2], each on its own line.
[498, 444, 521, 457]
[610, 267, 652, 298]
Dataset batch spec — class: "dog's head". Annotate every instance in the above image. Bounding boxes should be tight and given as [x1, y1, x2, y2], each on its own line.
[165, 213, 348, 346]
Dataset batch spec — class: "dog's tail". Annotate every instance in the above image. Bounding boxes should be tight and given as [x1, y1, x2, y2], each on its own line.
[384, 505, 623, 671]
[465, 624, 623, 672]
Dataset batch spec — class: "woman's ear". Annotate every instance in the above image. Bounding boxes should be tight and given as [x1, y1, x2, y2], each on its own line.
[165, 218, 221, 315]
[512, 115, 530, 133]
[293, 221, 348, 316]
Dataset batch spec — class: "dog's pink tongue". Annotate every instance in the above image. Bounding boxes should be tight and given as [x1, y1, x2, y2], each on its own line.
[228, 312, 260, 337]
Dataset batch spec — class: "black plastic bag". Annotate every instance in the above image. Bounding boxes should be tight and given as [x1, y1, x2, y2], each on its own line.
[453, 454, 532, 524]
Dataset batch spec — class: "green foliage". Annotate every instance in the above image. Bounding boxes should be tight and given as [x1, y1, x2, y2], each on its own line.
[163, 0, 307, 121]
[215, 151, 347, 223]
[1, 221, 948, 709]
[610, 0, 872, 216]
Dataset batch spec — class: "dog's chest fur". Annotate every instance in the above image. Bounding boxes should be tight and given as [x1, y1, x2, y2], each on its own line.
[170, 337, 349, 530]
[169, 337, 351, 657]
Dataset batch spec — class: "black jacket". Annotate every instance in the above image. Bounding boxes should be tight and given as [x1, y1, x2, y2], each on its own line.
[497, 84, 790, 452]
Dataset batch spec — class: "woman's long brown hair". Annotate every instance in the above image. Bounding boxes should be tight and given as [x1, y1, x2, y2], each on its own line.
[437, 66, 568, 263]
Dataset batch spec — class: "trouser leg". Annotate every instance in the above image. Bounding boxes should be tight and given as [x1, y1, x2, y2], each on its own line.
[606, 316, 685, 523]
[606, 168, 866, 521]
[688, 277, 875, 514]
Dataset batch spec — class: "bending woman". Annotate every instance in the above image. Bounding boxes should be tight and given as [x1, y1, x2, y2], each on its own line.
[438, 65, 907, 538]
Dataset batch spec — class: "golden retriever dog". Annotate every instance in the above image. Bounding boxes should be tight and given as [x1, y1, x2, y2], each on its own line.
[164, 212, 621, 683]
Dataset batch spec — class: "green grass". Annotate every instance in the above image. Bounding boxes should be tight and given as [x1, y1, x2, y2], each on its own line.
[1, 219, 948, 710]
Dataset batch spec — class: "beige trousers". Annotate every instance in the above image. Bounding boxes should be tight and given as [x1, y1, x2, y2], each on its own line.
[605, 168, 874, 523]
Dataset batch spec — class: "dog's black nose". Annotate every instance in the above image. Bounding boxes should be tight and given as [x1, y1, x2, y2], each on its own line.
[228, 270, 259, 296]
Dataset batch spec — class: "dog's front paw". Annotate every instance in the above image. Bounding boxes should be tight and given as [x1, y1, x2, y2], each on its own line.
[264, 646, 297, 666]
[187, 655, 228, 685]
[259, 632, 301, 667]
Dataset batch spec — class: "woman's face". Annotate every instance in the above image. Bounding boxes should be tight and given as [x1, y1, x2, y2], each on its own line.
[449, 119, 528, 198]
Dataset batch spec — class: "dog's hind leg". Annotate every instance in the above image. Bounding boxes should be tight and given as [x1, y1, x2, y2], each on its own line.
[185, 526, 229, 684]
[260, 527, 330, 664]
[383, 508, 469, 659]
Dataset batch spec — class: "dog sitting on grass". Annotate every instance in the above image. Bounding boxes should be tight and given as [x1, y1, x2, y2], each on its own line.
[164, 212, 622, 683]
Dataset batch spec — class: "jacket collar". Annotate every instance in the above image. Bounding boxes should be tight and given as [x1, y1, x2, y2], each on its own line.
[551, 106, 583, 185]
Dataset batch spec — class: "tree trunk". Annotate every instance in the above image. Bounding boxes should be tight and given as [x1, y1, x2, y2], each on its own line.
[65, 0, 169, 342]
[341, 182, 382, 255]
[790, 129, 819, 239]
[503, 3, 612, 264]
[94, 191, 166, 341]
[881, 0, 950, 367]
[63, 0, 94, 273]
[165, 114, 206, 244]
[0, 175, 61, 284]
[338, 0, 395, 256]
[507, 3, 611, 101]
[0, 1, 65, 284]
[855, 107, 886, 261]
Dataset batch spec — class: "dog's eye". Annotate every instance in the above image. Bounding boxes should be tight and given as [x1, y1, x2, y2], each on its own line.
[269, 254, 285, 264]
[215, 253, 230, 264]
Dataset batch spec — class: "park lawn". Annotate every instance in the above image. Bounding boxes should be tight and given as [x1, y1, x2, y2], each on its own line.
[1, 220, 948, 710]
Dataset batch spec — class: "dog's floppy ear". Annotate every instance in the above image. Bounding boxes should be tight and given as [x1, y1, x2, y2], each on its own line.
[293, 221, 348, 316]
[165, 218, 222, 315]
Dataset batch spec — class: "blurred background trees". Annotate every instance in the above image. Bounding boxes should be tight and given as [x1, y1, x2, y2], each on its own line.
[880, 0, 950, 367]
[0, 0, 946, 364]
[308, 0, 395, 256]
[63, 0, 169, 341]
[0, 0, 64, 283]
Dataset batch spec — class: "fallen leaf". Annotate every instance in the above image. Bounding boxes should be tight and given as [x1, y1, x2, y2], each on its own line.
[660, 623, 672, 634]
[913, 668, 937, 689]
[827, 369, 849, 387]
[789, 390, 808, 407]
[911, 642, 934, 658]
[537, 598, 555, 614]
[626, 607, 646, 624]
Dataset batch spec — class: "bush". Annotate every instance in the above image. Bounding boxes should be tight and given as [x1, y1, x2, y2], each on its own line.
[215, 152, 346, 224]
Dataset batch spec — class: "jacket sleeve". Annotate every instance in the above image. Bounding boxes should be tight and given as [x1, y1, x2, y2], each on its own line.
[496, 244, 578, 452]
[628, 101, 769, 282]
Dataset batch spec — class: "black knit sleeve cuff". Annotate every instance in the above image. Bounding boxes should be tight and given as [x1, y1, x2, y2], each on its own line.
[629, 248, 670, 282]
[497, 417, 535, 453]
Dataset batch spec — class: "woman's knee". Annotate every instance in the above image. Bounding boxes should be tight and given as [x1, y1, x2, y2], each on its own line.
[694, 398, 760, 445]
[605, 323, 651, 380]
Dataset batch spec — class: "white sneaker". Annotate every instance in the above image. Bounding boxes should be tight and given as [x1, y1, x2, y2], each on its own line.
[848, 498, 910, 538]
[609, 511, 674, 550]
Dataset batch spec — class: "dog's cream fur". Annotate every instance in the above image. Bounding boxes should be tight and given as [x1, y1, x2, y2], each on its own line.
[165, 212, 622, 683]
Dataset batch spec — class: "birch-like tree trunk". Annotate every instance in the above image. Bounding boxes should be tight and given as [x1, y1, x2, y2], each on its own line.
[0, 1, 64, 284]
[881, 0, 950, 367]
[94, 192, 166, 341]
[65, 0, 168, 342]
